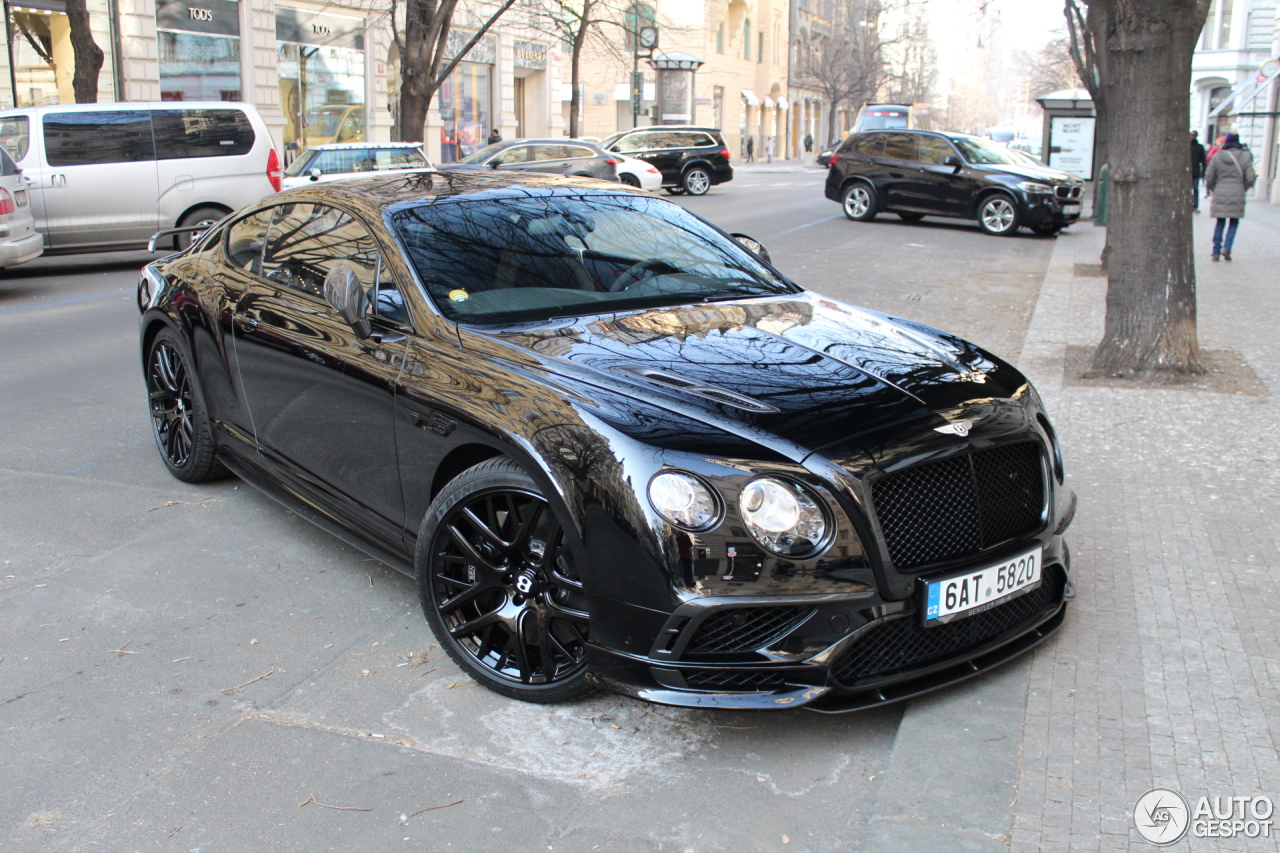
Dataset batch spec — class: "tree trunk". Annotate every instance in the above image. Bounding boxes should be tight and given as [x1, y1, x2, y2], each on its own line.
[1089, 0, 1209, 376]
[569, 14, 590, 139]
[65, 0, 104, 103]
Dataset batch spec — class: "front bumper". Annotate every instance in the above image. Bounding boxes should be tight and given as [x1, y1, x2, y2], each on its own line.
[1023, 194, 1082, 227]
[584, 548, 1070, 712]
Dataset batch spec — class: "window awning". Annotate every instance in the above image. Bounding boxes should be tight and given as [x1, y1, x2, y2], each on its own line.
[776, 98, 789, 110]
[741, 89, 760, 106]
[763, 96, 775, 108]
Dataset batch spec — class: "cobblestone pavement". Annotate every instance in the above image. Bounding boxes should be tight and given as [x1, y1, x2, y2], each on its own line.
[1011, 204, 1280, 851]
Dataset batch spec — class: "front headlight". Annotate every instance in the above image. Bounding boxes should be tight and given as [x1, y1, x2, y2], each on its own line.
[1018, 181, 1053, 195]
[648, 471, 720, 530]
[739, 477, 829, 557]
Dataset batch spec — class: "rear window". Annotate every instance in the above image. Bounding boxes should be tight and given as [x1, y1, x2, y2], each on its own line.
[152, 109, 255, 159]
[43, 110, 156, 166]
[0, 116, 29, 162]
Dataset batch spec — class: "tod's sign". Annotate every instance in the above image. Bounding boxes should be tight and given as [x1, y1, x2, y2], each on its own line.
[155, 0, 240, 36]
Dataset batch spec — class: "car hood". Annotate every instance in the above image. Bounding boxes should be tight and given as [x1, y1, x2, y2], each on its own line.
[978, 161, 1076, 184]
[478, 293, 1028, 458]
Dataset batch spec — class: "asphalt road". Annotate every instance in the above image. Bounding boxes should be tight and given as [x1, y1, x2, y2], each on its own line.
[0, 171, 1054, 852]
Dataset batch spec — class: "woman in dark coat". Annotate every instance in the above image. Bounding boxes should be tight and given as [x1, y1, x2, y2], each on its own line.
[1204, 132, 1256, 261]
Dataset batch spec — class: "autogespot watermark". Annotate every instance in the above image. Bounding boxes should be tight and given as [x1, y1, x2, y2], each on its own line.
[1134, 787, 1274, 845]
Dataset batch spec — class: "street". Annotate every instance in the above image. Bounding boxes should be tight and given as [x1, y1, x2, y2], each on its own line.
[0, 169, 1057, 852]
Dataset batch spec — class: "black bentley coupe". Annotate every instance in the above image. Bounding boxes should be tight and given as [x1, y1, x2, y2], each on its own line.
[138, 171, 1075, 711]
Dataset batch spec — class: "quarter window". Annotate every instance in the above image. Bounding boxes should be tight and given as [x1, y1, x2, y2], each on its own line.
[529, 145, 570, 161]
[0, 116, 30, 162]
[152, 109, 255, 159]
[852, 135, 884, 156]
[225, 208, 275, 275]
[43, 110, 156, 166]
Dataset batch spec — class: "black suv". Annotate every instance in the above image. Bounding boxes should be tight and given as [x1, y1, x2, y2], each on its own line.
[601, 126, 733, 195]
[824, 130, 1083, 236]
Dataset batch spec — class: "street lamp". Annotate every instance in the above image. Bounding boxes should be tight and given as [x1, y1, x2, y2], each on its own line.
[631, 24, 659, 128]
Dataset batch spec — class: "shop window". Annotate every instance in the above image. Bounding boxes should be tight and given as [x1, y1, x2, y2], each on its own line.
[438, 63, 492, 163]
[156, 0, 242, 102]
[276, 7, 366, 152]
[7, 0, 114, 105]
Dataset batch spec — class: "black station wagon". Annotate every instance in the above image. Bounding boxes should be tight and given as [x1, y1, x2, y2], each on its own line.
[139, 170, 1074, 710]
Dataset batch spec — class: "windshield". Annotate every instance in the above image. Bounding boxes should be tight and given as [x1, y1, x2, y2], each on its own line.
[305, 108, 346, 137]
[600, 132, 623, 150]
[951, 137, 1028, 165]
[283, 149, 317, 176]
[455, 142, 506, 165]
[857, 111, 907, 131]
[391, 191, 794, 325]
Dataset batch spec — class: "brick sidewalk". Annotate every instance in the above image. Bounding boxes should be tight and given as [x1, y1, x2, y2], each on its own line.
[1012, 205, 1280, 851]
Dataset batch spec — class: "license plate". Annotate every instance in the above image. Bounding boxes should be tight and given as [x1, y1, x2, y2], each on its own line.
[923, 546, 1042, 625]
[1062, 202, 1080, 213]
[14, 189, 26, 205]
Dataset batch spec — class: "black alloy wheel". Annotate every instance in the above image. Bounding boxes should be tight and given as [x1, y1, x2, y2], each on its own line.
[682, 167, 711, 196]
[618, 173, 641, 187]
[897, 212, 926, 222]
[977, 193, 1020, 236]
[841, 182, 877, 221]
[146, 329, 227, 482]
[177, 205, 228, 250]
[418, 458, 593, 703]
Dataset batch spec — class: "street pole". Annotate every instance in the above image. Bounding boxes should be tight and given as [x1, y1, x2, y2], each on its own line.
[4, 0, 18, 109]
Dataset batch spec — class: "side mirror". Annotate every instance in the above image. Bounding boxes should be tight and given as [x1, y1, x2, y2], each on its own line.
[323, 264, 372, 339]
[609, 145, 621, 153]
[489, 157, 503, 169]
[943, 155, 961, 170]
[731, 233, 771, 265]
[308, 167, 322, 181]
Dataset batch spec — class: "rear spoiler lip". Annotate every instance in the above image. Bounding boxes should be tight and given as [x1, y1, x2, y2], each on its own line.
[148, 225, 211, 253]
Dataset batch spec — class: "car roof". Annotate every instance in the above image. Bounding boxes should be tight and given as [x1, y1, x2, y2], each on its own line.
[0, 101, 258, 115]
[307, 142, 424, 151]
[612, 125, 721, 134]
[500, 138, 604, 146]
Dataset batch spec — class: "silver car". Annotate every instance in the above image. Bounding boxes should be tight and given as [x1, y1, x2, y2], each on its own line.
[0, 145, 42, 269]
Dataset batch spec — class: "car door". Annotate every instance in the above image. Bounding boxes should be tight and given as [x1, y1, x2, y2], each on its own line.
[490, 144, 534, 172]
[231, 201, 408, 539]
[912, 135, 969, 216]
[877, 133, 920, 209]
[38, 109, 160, 249]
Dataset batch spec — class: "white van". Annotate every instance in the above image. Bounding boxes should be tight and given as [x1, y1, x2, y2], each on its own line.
[0, 102, 281, 253]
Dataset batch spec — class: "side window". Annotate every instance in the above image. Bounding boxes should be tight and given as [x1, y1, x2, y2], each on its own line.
[917, 136, 957, 166]
[613, 133, 653, 153]
[0, 116, 30, 162]
[374, 148, 427, 169]
[43, 110, 156, 166]
[373, 261, 411, 327]
[261, 203, 380, 300]
[225, 208, 275, 275]
[564, 145, 596, 159]
[881, 134, 917, 161]
[497, 145, 532, 164]
[853, 135, 884, 156]
[152, 109, 255, 159]
[528, 145, 568, 162]
[313, 149, 376, 173]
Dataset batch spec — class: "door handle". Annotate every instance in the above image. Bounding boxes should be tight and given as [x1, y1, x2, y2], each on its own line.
[234, 315, 259, 333]
[50, 174, 67, 187]
[408, 410, 456, 437]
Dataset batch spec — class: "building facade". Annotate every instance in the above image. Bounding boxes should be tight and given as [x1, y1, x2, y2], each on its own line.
[1, 0, 565, 164]
[1190, 0, 1280, 203]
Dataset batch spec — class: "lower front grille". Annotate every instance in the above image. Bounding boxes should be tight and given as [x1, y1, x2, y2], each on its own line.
[684, 669, 792, 692]
[871, 441, 1046, 569]
[685, 605, 815, 654]
[832, 565, 1064, 686]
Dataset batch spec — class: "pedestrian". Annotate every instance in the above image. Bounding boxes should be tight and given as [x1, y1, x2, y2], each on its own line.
[1204, 132, 1256, 262]
[1190, 129, 1206, 212]
[745, 136, 754, 162]
[1205, 133, 1225, 163]
[488, 128, 502, 145]
[764, 136, 774, 163]
[803, 133, 813, 153]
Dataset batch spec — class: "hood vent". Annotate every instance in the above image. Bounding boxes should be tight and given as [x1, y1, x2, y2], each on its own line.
[615, 366, 779, 414]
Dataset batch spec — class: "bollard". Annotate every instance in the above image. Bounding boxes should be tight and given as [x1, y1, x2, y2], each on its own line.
[1093, 162, 1109, 226]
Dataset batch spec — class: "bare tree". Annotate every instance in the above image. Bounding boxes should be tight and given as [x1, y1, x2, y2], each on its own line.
[1022, 36, 1080, 99]
[1076, 0, 1213, 376]
[524, 0, 632, 138]
[882, 7, 936, 105]
[390, 0, 519, 142]
[64, 0, 103, 102]
[793, 24, 885, 143]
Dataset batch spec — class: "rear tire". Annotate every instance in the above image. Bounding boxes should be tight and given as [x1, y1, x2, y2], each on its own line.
[177, 206, 228, 250]
[146, 328, 229, 483]
[682, 167, 711, 195]
[841, 183, 877, 221]
[618, 173, 640, 187]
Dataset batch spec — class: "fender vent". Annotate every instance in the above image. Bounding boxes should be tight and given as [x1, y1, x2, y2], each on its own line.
[615, 366, 778, 414]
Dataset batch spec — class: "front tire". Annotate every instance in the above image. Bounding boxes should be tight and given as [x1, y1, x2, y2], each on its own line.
[682, 167, 711, 195]
[1031, 224, 1062, 236]
[146, 329, 228, 482]
[977, 194, 1020, 236]
[842, 183, 877, 221]
[416, 458, 594, 704]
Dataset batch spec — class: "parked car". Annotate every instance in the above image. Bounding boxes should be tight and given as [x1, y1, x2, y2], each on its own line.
[281, 142, 430, 190]
[0, 102, 280, 253]
[853, 103, 933, 132]
[816, 149, 834, 168]
[438, 139, 617, 181]
[137, 170, 1074, 710]
[0, 145, 43, 269]
[825, 129, 1083, 236]
[600, 126, 733, 195]
[614, 153, 662, 190]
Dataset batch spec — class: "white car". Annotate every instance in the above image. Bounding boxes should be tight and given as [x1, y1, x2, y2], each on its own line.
[281, 142, 432, 189]
[0, 146, 42, 269]
[614, 153, 662, 191]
